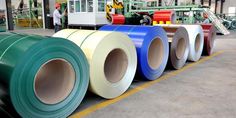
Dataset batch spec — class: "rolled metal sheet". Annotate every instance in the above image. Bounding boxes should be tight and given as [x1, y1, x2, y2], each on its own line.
[153, 10, 176, 24]
[183, 25, 204, 61]
[53, 29, 137, 99]
[157, 24, 204, 62]
[99, 25, 169, 80]
[0, 33, 89, 117]
[112, 14, 125, 25]
[222, 20, 231, 29]
[230, 19, 236, 29]
[180, 25, 203, 62]
[201, 24, 216, 55]
[156, 25, 189, 69]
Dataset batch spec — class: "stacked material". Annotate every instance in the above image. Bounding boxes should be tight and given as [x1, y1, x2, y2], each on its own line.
[0, 33, 89, 118]
[153, 10, 176, 24]
[99, 25, 169, 80]
[157, 24, 204, 62]
[0, 23, 218, 117]
[53, 29, 137, 99]
[201, 24, 216, 55]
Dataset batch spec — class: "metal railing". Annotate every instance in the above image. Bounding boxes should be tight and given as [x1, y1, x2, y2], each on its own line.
[12, 7, 43, 28]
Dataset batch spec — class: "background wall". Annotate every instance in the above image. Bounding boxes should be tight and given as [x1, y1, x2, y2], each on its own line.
[223, 0, 236, 15]
[0, 1, 6, 9]
[49, 0, 56, 15]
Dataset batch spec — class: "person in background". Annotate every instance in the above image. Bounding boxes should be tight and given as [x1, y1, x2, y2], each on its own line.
[53, 3, 65, 33]
[203, 13, 210, 24]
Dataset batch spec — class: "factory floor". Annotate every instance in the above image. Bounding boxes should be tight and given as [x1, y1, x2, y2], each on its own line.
[14, 29, 236, 118]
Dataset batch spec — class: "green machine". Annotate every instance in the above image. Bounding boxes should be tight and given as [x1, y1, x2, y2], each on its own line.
[13, 0, 42, 28]
[122, 0, 208, 24]
[60, 2, 68, 29]
[118, 0, 229, 35]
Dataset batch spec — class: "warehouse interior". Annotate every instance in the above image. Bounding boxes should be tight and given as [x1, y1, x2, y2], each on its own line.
[0, 0, 236, 118]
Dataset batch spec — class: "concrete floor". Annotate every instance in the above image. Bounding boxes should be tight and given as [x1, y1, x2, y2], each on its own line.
[3, 29, 236, 118]
[13, 28, 55, 36]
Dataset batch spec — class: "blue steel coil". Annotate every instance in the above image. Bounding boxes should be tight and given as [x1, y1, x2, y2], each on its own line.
[100, 25, 169, 80]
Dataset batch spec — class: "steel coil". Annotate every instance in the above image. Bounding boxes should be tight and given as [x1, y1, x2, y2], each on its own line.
[157, 24, 204, 62]
[111, 14, 125, 25]
[201, 24, 216, 55]
[99, 25, 169, 80]
[0, 33, 89, 117]
[182, 25, 203, 61]
[223, 20, 231, 29]
[53, 29, 137, 99]
[230, 19, 236, 29]
[160, 26, 190, 69]
[153, 10, 176, 24]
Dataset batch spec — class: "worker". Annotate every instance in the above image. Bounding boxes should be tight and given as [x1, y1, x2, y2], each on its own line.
[203, 13, 210, 24]
[53, 3, 65, 33]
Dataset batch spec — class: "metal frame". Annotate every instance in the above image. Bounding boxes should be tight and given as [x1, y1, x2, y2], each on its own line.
[123, 0, 206, 24]
[5, 0, 14, 30]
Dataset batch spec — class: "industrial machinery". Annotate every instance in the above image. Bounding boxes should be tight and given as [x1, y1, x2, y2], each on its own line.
[106, 0, 125, 24]
[219, 12, 236, 30]
[67, 0, 229, 34]
[67, 0, 175, 27]
[121, 0, 229, 34]
[12, 0, 43, 28]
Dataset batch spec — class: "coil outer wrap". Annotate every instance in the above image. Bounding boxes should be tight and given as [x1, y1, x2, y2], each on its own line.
[53, 29, 137, 99]
[201, 24, 216, 55]
[100, 25, 169, 80]
[0, 33, 89, 118]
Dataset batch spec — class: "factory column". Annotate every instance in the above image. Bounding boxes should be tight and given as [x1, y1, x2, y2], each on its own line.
[5, 0, 14, 30]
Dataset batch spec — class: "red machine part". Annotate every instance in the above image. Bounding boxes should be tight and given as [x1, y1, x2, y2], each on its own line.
[201, 24, 216, 55]
[153, 10, 176, 24]
[111, 14, 125, 25]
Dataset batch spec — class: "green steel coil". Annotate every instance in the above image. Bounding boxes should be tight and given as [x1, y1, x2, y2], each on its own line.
[0, 33, 89, 118]
[222, 20, 231, 29]
[230, 19, 236, 29]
